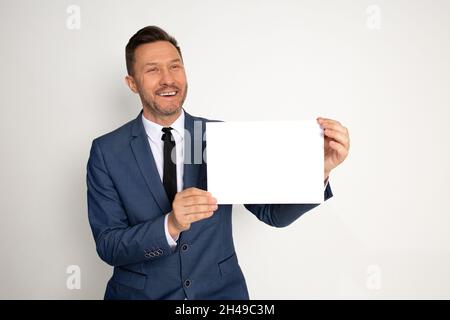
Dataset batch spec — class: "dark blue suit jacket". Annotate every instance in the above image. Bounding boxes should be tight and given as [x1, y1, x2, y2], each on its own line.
[86, 109, 333, 300]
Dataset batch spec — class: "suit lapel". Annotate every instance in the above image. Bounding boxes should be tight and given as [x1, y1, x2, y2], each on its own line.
[130, 111, 172, 214]
[129, 109, 207, 217]
[183, 111, 206, 190]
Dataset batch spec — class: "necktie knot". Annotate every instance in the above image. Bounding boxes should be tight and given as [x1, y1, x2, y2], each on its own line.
[161, 127, 174, 142]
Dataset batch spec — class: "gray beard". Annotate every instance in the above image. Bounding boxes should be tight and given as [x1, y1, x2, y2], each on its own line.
[141, 85, 188, 117]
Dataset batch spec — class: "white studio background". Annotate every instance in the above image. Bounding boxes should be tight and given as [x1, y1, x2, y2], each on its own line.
[0, 0, 449, 299]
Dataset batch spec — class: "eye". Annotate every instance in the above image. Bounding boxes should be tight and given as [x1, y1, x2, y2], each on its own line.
[147, 68, 158, 73]
[171, 64, 182, 70]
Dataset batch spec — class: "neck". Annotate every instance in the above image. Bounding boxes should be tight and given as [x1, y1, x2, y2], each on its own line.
[142, 107, 182, 127]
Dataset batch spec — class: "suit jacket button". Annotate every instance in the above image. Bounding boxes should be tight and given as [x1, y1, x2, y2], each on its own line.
[181, 244, 188, 252]
[184, 279, 191, 288]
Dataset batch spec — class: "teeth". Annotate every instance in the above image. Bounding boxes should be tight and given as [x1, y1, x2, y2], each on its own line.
[158, 91, 177, 96]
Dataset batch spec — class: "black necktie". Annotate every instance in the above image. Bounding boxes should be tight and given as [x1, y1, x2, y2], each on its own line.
[162, 127, 177, 204]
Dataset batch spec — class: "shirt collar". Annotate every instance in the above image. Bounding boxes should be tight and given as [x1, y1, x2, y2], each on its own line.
[141, 108, 185, 143]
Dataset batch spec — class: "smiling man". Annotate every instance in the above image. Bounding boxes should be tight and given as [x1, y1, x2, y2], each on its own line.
[86, 26, 350, 300]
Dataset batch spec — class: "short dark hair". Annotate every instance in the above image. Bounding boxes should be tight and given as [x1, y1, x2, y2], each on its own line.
[125, 26, 182, 76]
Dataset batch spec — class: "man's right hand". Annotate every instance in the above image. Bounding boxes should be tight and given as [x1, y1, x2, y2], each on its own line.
[167, 187, 218, 239]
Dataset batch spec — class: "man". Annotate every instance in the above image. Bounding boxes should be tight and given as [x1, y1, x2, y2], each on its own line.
[87, 26, 350, 300]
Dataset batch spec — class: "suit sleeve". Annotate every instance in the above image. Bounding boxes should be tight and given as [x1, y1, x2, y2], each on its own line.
[244, 182, 333, 228]
[86, 139, 173, 267]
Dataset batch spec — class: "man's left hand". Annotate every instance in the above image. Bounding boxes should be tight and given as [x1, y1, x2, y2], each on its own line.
[317, 117, 350, 180]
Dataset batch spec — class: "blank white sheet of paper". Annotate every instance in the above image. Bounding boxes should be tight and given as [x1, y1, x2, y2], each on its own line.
[206, 121, 324, 204]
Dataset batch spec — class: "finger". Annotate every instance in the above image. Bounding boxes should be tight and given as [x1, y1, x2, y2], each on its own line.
[317, 117, 341, 126]
[324, 128, 349, 149]
[319, 121, 348, 134]
[187, 211, 215, 223]
[184, 204, 219, 215]
[329, 140, 349, 158]
[184, 195, 217, 206]
[179, 187, 211, 198]
[319, 120, 344, 131]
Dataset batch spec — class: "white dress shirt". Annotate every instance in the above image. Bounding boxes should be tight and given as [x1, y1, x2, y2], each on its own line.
[142, 109, 331, 249]
[142, 109, 185, 249]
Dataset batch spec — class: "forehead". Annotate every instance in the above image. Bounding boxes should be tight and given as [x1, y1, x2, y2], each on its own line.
[134, 41, 182, 65]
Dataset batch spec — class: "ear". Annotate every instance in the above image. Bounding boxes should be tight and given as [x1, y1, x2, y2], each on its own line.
[125, 75, 138, 93]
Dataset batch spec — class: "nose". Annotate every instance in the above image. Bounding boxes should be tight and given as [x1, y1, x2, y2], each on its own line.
[159, 67, 175, 86]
